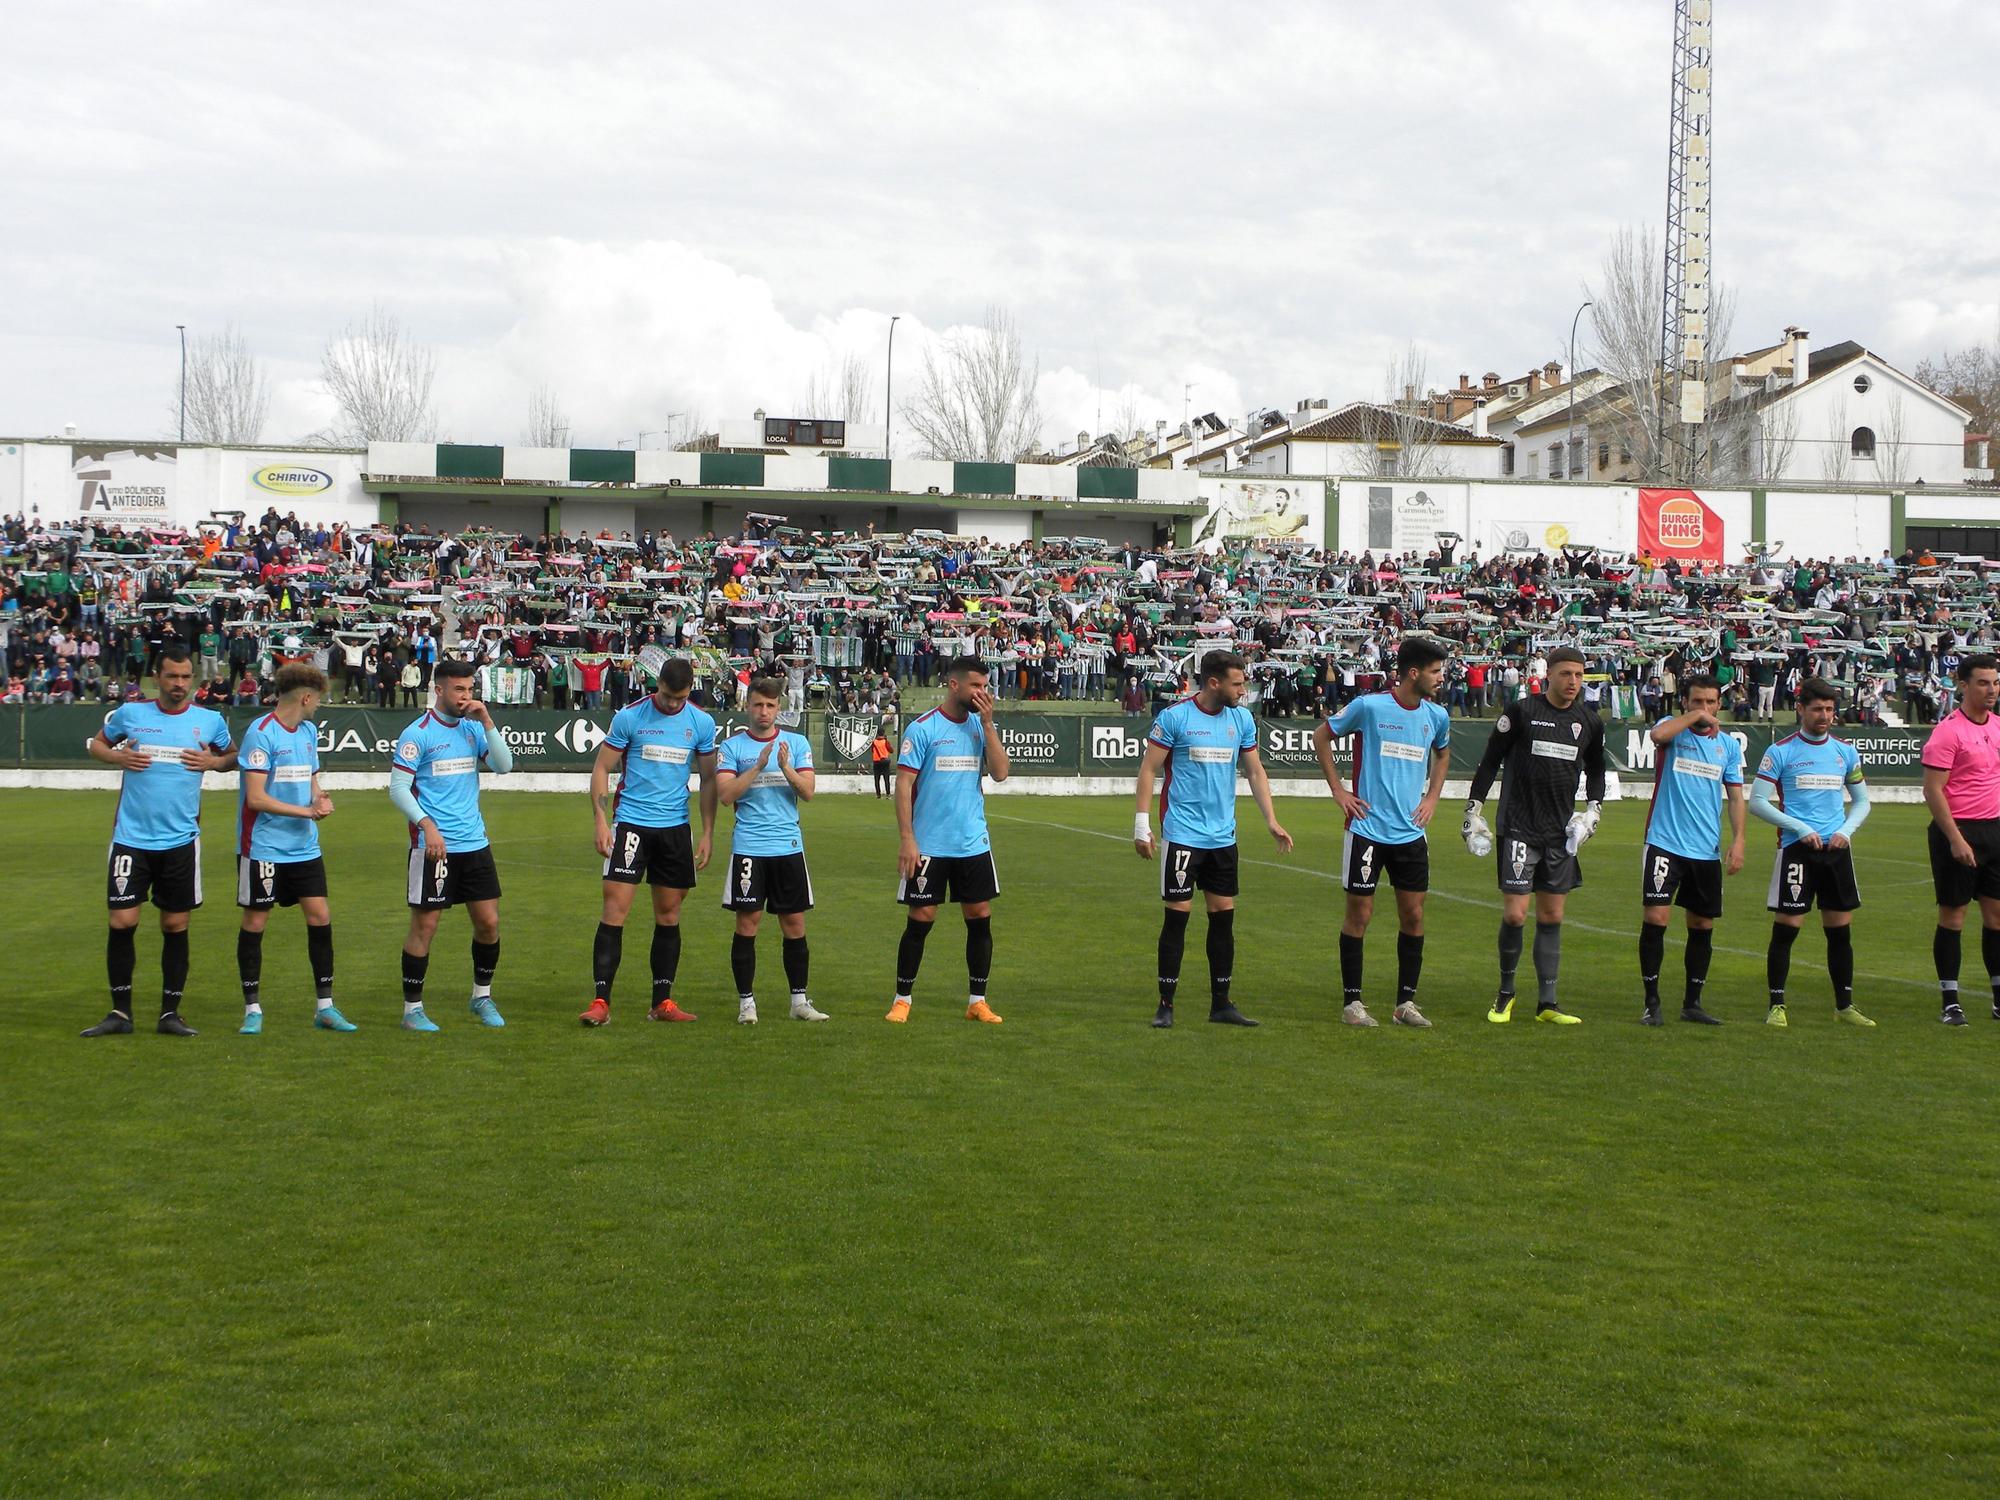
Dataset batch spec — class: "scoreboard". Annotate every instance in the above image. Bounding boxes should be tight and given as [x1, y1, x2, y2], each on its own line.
[763, 417, 847, 448]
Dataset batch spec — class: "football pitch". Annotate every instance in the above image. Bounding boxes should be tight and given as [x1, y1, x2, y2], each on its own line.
[4, 787, 2000, 1497]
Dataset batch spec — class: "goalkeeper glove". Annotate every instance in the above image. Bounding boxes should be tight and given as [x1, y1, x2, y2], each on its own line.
[1564, 801, 1601, 856]
[1461, 799, 1493, 858]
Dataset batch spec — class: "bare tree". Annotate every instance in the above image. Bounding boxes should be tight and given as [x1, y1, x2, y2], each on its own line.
[1819, 397, 1852, 483]
[1709, 378, 1799, 484]
[1914, 321, 1998, 436]
[1876, 395, 1912, 485]
[521, 383, 569, 447]
[800, 352, 874, 424]
[900, 307, 1044, 462]
[1583, 225, 1737, 483]
[175, 324, 270, 445]
[1355, 345, 1456, 478]
[318, 304, 437, 445]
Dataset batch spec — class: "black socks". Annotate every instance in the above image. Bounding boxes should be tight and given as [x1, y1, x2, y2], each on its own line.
[238, 927, 263, 1006]
[1825, 924, 1855, 1009]
[1497, 920, 1524, 999]
[107, 925, 136, 1014]
[896, 915, 933, 999]
[307, 923, 335, 1001]
[782, 935, 809, 995]
[471, 939, 499, 991]
[1639, 924, 1665, 1007]
[1532, 921, 1561, 1009]
[401, 948, 428, 1006]
[1395, 931, 1423, 1006]
[1683, 927, 1714, 1009]
[1767, 921, 1799, 1003]
[1936, 924, 1961, 1009]
[1207, 909, 1235, 1009]
[651, 922, 681, 1003]
[592, 921, 622, 1003]
[160, 928, 189, 1016]
[1339, 931, 1364, 1003]
[1157, 907, 1190, 1004]
[965, 915, 992, 1001]
[731, 932, 756, 999]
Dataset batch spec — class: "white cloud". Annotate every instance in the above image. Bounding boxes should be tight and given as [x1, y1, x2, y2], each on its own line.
[0, 0, 1995, 452]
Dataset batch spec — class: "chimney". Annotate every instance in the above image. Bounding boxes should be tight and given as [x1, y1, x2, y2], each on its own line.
[1544, 360, 1563, 386]
[1527, 371, 1542, 395]
[1482, 371, 1501, 391]
[1789, 326, 1811, 387]
[1472, 396, 1489, 439]
[1458, 373, 1471, 392]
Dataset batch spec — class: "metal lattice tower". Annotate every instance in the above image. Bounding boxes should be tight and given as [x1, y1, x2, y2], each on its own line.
[1659, 0, 1714, 479]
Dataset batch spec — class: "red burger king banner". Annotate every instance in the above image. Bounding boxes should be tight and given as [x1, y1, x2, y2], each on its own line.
[1638, 488, 1724, 563]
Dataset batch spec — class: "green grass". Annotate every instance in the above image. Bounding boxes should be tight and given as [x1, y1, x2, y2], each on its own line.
[4, 789, 1999, 1498]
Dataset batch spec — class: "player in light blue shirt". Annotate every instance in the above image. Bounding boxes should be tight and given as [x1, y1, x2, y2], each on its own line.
[582, 657, 719, 1025]
[233, 663, 353, 1034]
[1638, 674, 1747, 1025]
[1748, 676, 1874, 1026]
[1316, 636, 1452, 1027]
[388, 660, 513, 1032]
[891, 655, 1011, 1024]
[83, 646, 235, 1037]
[713, 676, 825, 1024]
[1134, 649, 1292, 1028]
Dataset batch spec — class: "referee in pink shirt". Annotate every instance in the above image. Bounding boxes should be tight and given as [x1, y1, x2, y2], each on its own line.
[1921, 654, 2000, 1025]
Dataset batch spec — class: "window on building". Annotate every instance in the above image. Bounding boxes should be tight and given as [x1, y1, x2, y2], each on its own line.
[1569, 438, 1584, 477]
[1500, 445, 1515, 476]
[1851, 426, 1876, 459]
[1549, 444, 1564, 479]
[1527, 452, 1540, 478]
[1619, 442, 1633, 464]
[1598, 442, 1611, 470]
[1853, 373, 1872, 395]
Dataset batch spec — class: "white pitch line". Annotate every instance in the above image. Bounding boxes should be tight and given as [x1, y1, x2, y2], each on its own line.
[992, 813, 1940, 994]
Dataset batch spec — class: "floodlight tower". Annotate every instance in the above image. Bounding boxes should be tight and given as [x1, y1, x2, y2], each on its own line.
[1659, 0, 1714, 481]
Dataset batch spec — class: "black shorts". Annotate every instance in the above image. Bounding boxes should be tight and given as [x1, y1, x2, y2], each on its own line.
[1929, 819, 2000, 907]
[1161, 841, 1239, 902]
[238, 855, 328, 910]
[107, 840, 201, 911]
[721, 852, 814, 914]
[899, 850, 1000, 907]
[1641, 843, 1723, 919]
[1342, 831, 1429, 894]
[603, 822, 697, 888]
[1768, 842, 1861, 915]
[1497, 836, 1581, 895]
[407, 844, 503, 910]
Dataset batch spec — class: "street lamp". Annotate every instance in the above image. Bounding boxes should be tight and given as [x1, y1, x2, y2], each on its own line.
[1566, 300, 1593, 480]
[176, 324, 187, 442]
[884, 315, 901, 460]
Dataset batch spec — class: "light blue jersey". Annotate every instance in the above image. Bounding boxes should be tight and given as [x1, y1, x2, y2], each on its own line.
[1149, 697, 1258, 850]
[105, 700, 232, 850]
[900, 708, 991, 858]
[1326, 691, 1451, 846]
[607, 696, 718, 829]
[1755, 733, 1863, 847]
[718, 729, 812, 856]
[237, 712, 321, 862]
[391, 710, 494, 854]
[1645, 727, 1745, 860]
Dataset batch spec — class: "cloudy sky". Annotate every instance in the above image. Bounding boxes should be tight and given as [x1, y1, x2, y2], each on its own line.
[4, 0, 1995, 452]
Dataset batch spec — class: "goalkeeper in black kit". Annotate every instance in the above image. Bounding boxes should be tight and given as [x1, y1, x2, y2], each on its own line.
[1461, 647, 1608, 1023]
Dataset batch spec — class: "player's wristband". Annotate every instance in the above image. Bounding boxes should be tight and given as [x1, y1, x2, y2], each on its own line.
[1134, 812, 1152, 842]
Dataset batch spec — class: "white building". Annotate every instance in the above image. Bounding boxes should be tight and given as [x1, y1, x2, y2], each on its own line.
[1210, 400, 1508, 478]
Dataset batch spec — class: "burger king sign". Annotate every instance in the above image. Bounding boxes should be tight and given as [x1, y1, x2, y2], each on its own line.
[1638, 488, 1724, 563]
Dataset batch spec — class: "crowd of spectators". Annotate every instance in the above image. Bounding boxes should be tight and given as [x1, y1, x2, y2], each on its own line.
[3, 505, 1990, 727]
